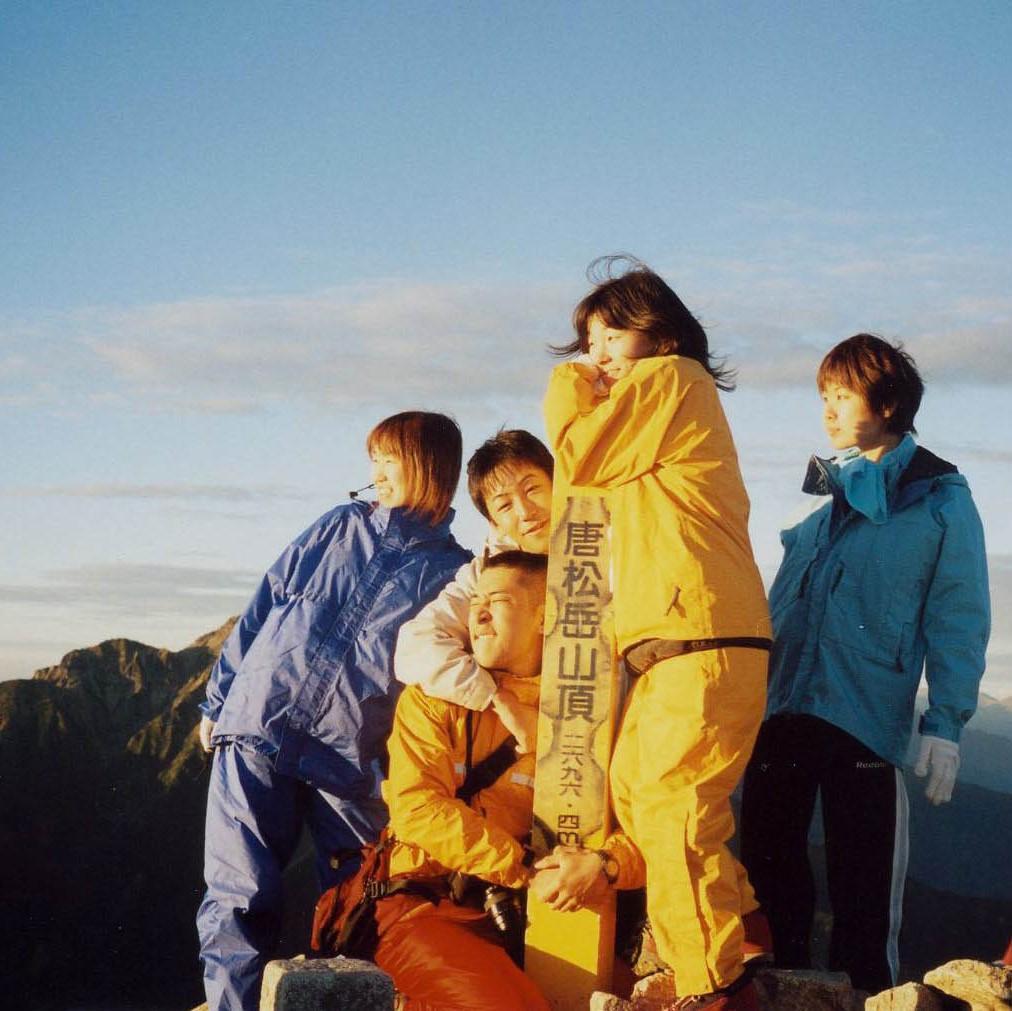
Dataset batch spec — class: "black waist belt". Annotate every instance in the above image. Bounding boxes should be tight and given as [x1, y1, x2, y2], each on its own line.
[624, 636, 772, 677]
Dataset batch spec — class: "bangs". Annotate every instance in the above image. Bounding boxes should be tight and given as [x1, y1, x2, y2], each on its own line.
[816, 355, 863, 394]
[366, 426, 401, 457]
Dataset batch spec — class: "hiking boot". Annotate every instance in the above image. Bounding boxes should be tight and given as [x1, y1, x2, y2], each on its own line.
[667, 979, 759, 1010]
[741, 908, 773, 964]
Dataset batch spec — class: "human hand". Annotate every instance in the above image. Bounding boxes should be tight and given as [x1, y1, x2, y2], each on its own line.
[530, 845, 610, 912]
[491, 687, 539, 754]
[914, 735, 960, 805]
[572, 355, 610, 395]
[199, 716, 216, 753]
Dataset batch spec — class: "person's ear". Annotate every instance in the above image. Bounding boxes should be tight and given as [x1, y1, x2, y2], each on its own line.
[534, 603, 546, 634]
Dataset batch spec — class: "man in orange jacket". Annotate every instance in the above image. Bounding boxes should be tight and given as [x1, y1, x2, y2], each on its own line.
[373, 551, 642, 1011]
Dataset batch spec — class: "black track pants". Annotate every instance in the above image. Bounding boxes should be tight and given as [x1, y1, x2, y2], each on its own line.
[739, 714, 909, 993]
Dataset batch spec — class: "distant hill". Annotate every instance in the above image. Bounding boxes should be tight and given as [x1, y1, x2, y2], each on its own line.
[3, 629, 1010, 1009]
[905, 770, 1012, 899]
[971, 691, 1012, 740]
[0, 623, 235, 1011]
[910, 694, 1012, 795]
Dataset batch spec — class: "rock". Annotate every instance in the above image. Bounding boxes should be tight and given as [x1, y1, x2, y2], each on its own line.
[865, 981, 970, 1009]
[922, 959, 1012, 1010]
[589, 992, 634, 1011]
[259, 957, 395, 1011]
[630, 970, 678, 1007]
[631, 923, 669, 978]
[752, 967, 863, 1010]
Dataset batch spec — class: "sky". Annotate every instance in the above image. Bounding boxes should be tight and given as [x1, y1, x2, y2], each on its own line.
[2, 1, 1010, 697]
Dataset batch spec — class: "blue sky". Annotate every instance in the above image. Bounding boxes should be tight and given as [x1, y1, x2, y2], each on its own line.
[2, 1, 1010, 695]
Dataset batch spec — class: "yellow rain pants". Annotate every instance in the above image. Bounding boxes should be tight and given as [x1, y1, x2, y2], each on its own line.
[610, 647, 767, 993]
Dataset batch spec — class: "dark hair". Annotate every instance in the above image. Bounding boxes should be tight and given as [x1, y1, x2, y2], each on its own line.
[817, 334, 923, 435]
[366, 411, 462, 525]
[484, 549, 549, 578]
[552, 254, 736, 391]
[467, 429, 554, 521]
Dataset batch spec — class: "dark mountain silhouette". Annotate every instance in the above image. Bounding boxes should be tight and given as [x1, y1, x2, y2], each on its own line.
[2, 628, 1010, 1009]
[910, 694, 1012, 795]
[972, 691, 1012, 739]
[0, 623, 234, 1011]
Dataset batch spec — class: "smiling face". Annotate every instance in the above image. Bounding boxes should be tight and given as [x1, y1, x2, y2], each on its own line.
[482, 463, 553, 553]
[468, 563, 546, 679]
[821, 383, 899, 461]
[586, 314, 657, 387]
[369, 449, 409, 509]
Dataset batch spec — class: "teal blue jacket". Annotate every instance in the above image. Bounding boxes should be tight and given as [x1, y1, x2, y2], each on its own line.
[766, 435, 990, 767]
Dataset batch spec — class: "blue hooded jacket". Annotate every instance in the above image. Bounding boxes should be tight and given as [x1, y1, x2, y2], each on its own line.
[202, 500, 471, 796]
[766, 435, 990, 767]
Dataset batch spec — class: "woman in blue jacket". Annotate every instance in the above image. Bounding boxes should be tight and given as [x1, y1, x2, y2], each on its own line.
[196, 411, 471, 1011]
[740, 335, 990, 994]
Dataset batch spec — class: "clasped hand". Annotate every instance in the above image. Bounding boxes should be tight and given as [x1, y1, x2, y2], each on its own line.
[530, 845, 610, 912]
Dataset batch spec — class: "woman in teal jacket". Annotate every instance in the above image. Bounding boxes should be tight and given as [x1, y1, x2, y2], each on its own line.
[740, 334, 990, 994]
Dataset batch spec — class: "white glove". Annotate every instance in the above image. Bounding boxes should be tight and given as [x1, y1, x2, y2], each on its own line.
[199, 715, 216, 753]
[914, 735, 960, 805]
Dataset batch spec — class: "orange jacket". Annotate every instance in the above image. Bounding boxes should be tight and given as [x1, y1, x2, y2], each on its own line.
[384, 677, 645, 890]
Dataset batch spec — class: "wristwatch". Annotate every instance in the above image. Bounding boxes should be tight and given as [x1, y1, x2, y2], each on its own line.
[595, 849, 619, 886]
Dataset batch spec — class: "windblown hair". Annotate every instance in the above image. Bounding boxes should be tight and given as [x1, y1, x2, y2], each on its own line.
[552, 254, 736, 391]
[467, 429, 554, 520]
[817, 334, 924, 435]
[366, 411, 462, 525]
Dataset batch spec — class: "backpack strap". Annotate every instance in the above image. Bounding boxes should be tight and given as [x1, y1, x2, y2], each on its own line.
[455, 708, 519, 805]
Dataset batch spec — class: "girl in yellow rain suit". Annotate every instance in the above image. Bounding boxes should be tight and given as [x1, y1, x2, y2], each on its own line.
[544, 257, 771, 1010]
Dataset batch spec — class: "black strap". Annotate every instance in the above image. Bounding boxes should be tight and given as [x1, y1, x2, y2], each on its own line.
[624, 636, 773, 677]
[455, 710, 519, 804]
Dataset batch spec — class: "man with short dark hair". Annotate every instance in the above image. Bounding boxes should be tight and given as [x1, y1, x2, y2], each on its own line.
[376, 551, 643, 1009]
[374, 552, 550, 1009]
[394, 429, 554, 745]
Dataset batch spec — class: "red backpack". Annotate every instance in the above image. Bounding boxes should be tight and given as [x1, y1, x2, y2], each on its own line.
[311, 713, 518, 959]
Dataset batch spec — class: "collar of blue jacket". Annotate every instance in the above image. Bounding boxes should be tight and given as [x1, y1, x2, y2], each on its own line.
[370, 503, 458, 543]
[801, 435, 917, 525]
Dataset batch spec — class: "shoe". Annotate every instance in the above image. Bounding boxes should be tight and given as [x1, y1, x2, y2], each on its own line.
[741, 909, 773, 964]
[667, 979, 759, 1010]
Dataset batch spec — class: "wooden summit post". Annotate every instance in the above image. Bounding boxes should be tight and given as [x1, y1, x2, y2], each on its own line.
[525, 482, 624, 1010]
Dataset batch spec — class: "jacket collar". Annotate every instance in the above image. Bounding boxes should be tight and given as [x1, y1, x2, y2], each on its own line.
[372, 504, 457, 546]
[801, 435, 918, 525]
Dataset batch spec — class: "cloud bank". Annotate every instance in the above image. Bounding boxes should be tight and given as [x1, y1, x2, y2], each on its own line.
[2, 214, 1009, 418]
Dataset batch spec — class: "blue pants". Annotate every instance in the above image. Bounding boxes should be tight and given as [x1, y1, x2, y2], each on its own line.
[197, 743, 388, 1011]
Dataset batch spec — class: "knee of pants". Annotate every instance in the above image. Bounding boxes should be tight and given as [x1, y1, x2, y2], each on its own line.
[375, 905, 549, 1011]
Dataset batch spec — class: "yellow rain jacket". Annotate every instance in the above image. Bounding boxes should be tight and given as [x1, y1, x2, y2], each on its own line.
[545, 355, 768, 994]
[544, 357, 770, 650]
[384, 677, 645, 891]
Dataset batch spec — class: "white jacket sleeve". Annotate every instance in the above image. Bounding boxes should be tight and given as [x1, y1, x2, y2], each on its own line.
[394, 554, 498, 711]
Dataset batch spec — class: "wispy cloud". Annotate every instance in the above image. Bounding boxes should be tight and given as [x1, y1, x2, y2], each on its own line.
[0, 562, 258, 616]
[3, 232, 1010, 415]
[71, 281, 570, 412]
[2, 482, 312, 503]
[663, 218, 1012, 388]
